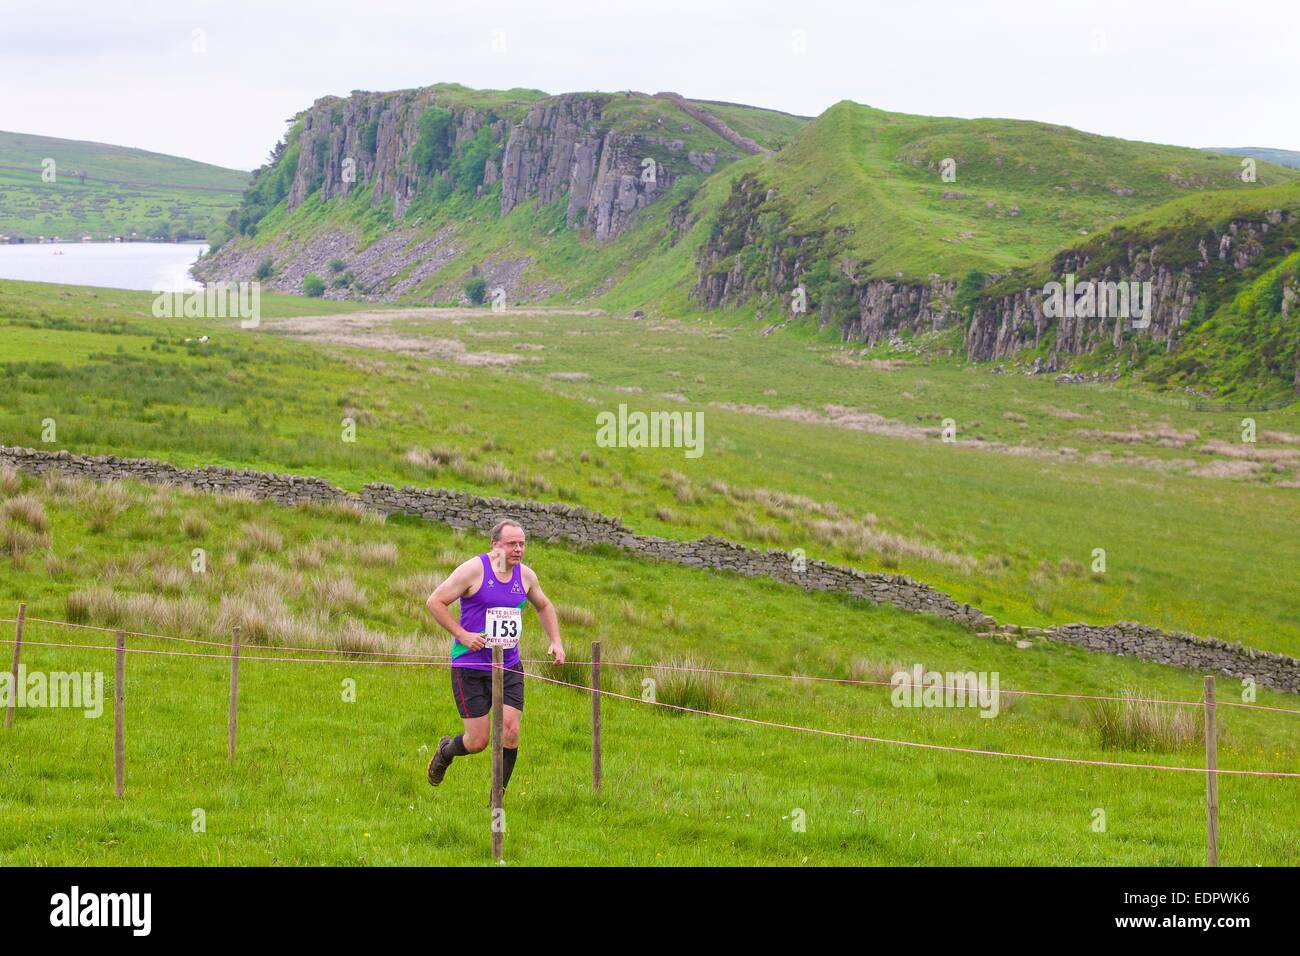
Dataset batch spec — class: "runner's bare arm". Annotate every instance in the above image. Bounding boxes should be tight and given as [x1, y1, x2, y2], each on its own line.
[522, 566, 565, 664]
[426, 558, 485, 650]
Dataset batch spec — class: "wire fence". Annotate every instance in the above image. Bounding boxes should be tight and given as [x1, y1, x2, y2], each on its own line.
[4, 614, 1298, 779]
[3, 615, 1296, 716]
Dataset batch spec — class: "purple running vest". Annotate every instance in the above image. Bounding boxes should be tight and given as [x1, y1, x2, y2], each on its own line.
[452, 553, 525, 671]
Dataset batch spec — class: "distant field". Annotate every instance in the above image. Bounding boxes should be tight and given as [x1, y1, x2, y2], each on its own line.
[2, 279, 1298, 659]
[0, 130, 248, 240]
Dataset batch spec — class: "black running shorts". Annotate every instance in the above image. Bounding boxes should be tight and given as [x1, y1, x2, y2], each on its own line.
[450, 660, 524, 718]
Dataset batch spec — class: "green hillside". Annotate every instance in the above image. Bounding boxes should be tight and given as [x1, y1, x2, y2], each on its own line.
[752, 101, 1298, 282]
[686, 99, 810, 150]
[0, 130, 249, 241]
[202, 85, 1300, 397]
[1204, 146, 1300, 170]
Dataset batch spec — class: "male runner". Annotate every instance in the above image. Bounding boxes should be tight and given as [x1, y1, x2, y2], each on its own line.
[424, 518, 565, 794]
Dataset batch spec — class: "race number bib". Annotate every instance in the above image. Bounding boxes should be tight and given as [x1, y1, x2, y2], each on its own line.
[483, 607, 522, 648]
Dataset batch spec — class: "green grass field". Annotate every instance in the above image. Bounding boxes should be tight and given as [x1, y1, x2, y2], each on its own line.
[3, 279, 1298, 657]
[1, 467, 1296, 866]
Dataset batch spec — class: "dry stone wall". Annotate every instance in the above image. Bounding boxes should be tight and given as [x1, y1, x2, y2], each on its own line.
[3, 445, 1296, 694]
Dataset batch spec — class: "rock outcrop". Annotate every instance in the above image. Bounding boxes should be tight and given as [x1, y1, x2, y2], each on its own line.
[966, 211, 1299, 363]
[499, 94, 680, 241]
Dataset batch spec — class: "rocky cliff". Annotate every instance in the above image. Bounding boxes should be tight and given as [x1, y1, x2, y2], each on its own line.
[498, 93, 695, 241]
[198, 85, 758, 298]
[965, 207, 1299, 365]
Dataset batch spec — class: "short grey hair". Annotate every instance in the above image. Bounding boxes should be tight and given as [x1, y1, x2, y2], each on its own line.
[490, 519, 524, 542]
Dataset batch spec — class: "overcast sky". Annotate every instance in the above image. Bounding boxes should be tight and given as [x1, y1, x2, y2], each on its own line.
[2, 0, 1295, 170]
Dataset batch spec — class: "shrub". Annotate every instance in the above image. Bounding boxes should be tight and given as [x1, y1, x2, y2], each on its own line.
[464, 276, 488, 305]
[254, 257, 274, 280]
[302, 273, 326, 297]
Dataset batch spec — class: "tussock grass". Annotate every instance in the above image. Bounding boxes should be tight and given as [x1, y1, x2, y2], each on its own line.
[661, 604, 688, 631]
[181, 510, 209, 539]
[557, 604, 596, 628]
[66, 586, 209, 637]
[397, 571, 444, 599]
[288, 543, 325, 569]
[648, 656, 731, 712]
[310, 573, 369, 612]
[40, 472, 91, 502]
[1085, 688, 1205, 751]
[619, 600, 651, 627]
[2, 521, 49, 566]
[809, 518, 975, 573]
[150, 563, 191, 595]
[847, 657, 911, 685]
[238, 521, 284, 555]
[248, 561, 305, 598]
[336, 618, 387, 656]
[357, 541, 399, 567]
[2, 494, 48, 532]
[434, 547, 463, 569]
[84, 484, 130, 533]
[0, 465, 24, 497]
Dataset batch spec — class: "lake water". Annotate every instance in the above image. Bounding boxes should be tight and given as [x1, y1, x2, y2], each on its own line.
[0, 242, 209, 292]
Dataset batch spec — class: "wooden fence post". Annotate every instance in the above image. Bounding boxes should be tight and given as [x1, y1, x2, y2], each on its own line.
[4, 603, 25, 729]
[114, 629, 125, 799]
[592, 640, 602, 794]
[1205, 675, 1218, 867]
[228, 625, 241, 760]
[491, 647, 504, 862]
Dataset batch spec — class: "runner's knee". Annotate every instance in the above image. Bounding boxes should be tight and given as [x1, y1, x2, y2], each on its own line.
[503, 711, 521, 748]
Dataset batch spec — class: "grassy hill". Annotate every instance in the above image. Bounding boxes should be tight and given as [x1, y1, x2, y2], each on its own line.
[1204, 146, 1300, 170]
[0, 130, 249, 241]
[746, 101, 1298, 282]
[200, 85, 1300, 397]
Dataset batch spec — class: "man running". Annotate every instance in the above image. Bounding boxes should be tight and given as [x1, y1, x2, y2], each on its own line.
[424, 518, 565, 795]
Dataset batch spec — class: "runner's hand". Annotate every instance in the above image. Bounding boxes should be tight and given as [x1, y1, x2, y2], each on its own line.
[460, 631, 486, 651]
[548, 643, 566, 665]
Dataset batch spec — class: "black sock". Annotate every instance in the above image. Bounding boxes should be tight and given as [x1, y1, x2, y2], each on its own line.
[502, 747, 518, 790]
[446, 734, 470, 757]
